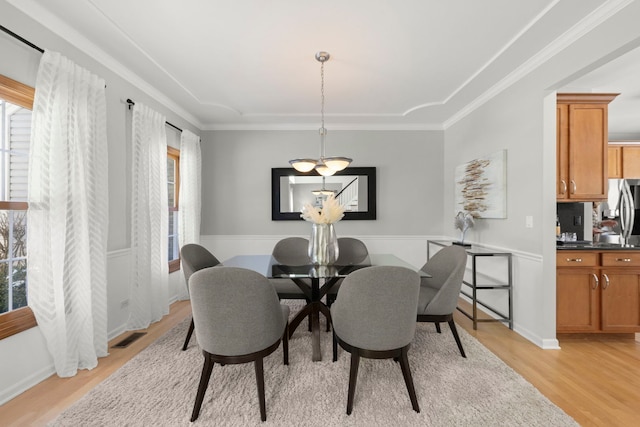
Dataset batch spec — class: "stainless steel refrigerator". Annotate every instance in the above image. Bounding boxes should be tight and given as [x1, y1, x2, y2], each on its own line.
[602, 179, 640, 245]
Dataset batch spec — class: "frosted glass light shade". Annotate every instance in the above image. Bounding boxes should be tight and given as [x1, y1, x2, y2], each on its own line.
[311, 189, 335, 196]
[315, 163, 336, 176]
[289, 159, 317, 172]
[324, 157, 352, 171]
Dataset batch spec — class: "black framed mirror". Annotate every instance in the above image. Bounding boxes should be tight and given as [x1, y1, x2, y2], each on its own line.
[271, 167, 376, 220]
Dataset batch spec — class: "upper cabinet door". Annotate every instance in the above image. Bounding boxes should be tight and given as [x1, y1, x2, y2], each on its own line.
[557, 93, 618, 202]
[568, 103, 608, 199]
[557, 104, 570, 199]
[621, 146, 640, 178]
[608, 145, 622, 178]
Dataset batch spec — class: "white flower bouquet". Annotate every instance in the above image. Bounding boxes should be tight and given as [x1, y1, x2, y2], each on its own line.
[300, 194, 345, 224]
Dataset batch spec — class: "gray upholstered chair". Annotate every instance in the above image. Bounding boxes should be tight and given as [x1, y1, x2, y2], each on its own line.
[270, 237, 315, 330]
[180, 244, 221, 351]
[270, 237, 312, 299]
[326, 237, 369, 310]
[331, 266, 421, 414]
[417, 245, 468, 357]
[189, 266, 289, 422]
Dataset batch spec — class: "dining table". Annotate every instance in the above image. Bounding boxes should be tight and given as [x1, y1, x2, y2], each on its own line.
[223, 253, 429, 362]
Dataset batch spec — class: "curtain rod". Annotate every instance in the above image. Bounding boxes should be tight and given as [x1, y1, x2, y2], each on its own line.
[0, 25, 44, 53]
[126, 99, 183, 133]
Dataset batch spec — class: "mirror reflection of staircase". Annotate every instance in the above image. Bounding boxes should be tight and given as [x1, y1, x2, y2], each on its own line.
[336, 177, 359, 211]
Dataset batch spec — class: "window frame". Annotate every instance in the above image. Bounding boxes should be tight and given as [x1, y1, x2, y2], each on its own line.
[167, 146, 180, 273]
[0, 74, 36, 340]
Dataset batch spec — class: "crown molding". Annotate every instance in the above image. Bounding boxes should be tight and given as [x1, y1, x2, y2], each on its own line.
[202, 122, 443, 131]
[8, 0, 632, 132]
[442, 0, 634, 130]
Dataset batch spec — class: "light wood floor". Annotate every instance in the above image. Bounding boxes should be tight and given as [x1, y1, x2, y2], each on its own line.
[0, 299, 638, 427]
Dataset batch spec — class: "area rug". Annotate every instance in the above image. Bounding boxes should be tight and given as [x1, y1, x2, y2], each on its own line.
[49, 303, 577, 427]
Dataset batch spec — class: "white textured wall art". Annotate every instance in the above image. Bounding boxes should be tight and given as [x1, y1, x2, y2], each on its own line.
[455, 150, 507, 218]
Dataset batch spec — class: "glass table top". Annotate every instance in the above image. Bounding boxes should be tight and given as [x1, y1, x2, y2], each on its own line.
[223, 253, 428, 279]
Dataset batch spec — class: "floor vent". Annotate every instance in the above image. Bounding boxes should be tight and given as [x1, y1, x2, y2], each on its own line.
[112, 332, 146, 348]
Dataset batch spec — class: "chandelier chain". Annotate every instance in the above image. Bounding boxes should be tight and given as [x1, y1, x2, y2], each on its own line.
[320, 60, 325, 132]
[288, 51, 351, 175]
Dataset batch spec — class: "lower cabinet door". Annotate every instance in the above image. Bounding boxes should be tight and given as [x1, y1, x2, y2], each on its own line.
[557, 268, 600, 332]
[600, 270, 640, 332]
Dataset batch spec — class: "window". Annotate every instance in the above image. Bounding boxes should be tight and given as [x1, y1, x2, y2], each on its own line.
[167, 146, 180, 273]
[0, 74, 37, 339]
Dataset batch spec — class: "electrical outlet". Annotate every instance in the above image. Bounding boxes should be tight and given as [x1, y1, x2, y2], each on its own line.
[120, 299, 129, 309]
[525, 216, 533, 228]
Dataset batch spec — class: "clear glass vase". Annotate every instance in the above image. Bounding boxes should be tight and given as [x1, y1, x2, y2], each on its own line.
[308, 223, 339, 265]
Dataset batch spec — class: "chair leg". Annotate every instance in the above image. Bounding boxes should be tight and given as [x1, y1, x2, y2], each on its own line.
[326, 294, 335, 331]
[435, 322, 441, 334]
[398, 347, 420, 413]
[346, 351, 360, 415]
[283, 324, 289, 365]
[191, 352, 214, 422]
[326, 319, 331, 332]
[254, 358, 267, 422]
[332, 330, 338, 362]
[448, 319, 467, 358]
[182, 318, 195, 351]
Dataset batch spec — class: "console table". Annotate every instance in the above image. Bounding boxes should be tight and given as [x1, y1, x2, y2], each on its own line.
[427, 240, 513, 330]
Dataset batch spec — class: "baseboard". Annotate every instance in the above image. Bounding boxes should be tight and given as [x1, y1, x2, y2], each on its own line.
[540, 338, 561, 349]
[0, 362, 54, 405]
[108, 324, 128, 342]
[516, 324, 560, 349]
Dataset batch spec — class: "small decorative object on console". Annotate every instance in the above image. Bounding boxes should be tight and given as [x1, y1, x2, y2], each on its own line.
[454, 211, 474, 247]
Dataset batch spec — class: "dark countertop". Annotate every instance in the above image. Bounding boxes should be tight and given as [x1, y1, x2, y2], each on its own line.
[557, 241, 640, 250]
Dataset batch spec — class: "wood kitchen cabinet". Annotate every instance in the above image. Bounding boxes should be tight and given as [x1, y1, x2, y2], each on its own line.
[608, 144, 640, 178]
[608, 145, 622, 178]
[557, 251, 640, 333]
[556, 252, 600, 332]
[600, 252, 640, 331]
[557, 93, 618, 201]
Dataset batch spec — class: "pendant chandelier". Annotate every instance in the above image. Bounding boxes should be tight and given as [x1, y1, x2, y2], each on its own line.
[289, 51, 352, 176]
[311, 176, 335, 196]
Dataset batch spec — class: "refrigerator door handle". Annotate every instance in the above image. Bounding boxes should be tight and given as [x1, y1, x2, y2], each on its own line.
[629, 185, 636, 244]
[620, 180, 634, 244]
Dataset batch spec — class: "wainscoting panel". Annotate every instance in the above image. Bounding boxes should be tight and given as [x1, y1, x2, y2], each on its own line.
[448, 242, 555, 349]
[106, 249, 132, 340]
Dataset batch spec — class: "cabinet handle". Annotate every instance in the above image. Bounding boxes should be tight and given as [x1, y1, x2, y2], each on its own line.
[561, 180, 567, 195]
[615, 258, 632, 262]
[566, 258, 582, 262]
[570, 180, 577, 194]
[591, 273, 599, 290]
[602, 273, 610, 290]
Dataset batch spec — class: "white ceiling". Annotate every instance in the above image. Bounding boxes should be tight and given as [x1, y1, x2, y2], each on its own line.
[8, 0, 638, 132]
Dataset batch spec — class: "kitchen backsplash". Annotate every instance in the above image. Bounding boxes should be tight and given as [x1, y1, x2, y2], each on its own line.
[557, 202, 587, 240]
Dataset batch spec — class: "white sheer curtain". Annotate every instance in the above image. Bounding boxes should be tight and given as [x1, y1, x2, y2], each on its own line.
[178, 129, 201, 246]
[177, 130, 201, 300]
[128, 103, 169, 330]
[27, 51, 109, 377]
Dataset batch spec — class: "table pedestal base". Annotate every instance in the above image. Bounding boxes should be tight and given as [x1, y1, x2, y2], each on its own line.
[288, 301, 332, 361]
[287, 276, 337, 361]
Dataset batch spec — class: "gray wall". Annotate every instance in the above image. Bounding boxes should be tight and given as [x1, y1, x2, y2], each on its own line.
[201, 130, 445, 236]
